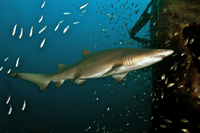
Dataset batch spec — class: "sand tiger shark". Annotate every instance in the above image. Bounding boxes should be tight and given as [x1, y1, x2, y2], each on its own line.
[9, 48, 173, 92]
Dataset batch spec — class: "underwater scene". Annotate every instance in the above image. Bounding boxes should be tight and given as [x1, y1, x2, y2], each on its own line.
[1, 0, 199, 133]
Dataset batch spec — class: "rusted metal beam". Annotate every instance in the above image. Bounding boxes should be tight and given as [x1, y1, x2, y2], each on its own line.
[150, 0, 200, 132]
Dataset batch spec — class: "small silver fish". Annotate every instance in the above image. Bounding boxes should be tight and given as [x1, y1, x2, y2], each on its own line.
[54, 23, 60, 31]
[161, 74, 165, 80]
[22, 99, 26, 111]
[163, 118, 172, 123]
[54, 20, 64, 31]
[159, 124, 167, 128]
[180, 118, 189, 123]
[79, 3, 89, 9]
[174, 32, 179, 36]
[29, 26, 34, 37]
[181, 129, 190, 133]
[73, 21, 80, 25]
[41, 0, 45, 8]
[177, 85, 183, 89]
[38, 25, 47, 34]
[189, 38, 194, 44]
[40, 38, 46, 48]
[165, 77, 168, 84]
[59, 20, 64, 23]
[63, 12, 73, 15]
[4, 57, 9, 61]
[19, 27, 23, 39]
[94, 44, 97, 49]
[15, 57, 20, 67]
[8, 104, 12, 115]
[0, 66, 3, 71]
[63, 25, 70, 33]
[12, 24, 17, 36]
[167, 83, 174, 88]
[184, 38, 189, 45]
[38, 15, 44, 23]
[6, 95, 11, 104]
[82, 10, 86, 13]
[7, 69, 11, 74]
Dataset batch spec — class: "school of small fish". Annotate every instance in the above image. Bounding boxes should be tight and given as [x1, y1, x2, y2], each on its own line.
[6, 0, 152, 131]
[3, 0, 195, 132]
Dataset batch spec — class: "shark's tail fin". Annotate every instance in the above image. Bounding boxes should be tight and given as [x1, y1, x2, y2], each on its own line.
[9, 73, 51, 92]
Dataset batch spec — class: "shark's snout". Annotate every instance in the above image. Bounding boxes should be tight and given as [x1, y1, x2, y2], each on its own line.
[157, 49, 174, 57]
[166, 50, 174, 56]
[152, 49, 174, 61]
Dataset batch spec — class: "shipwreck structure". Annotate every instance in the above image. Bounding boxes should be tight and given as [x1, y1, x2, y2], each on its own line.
[130, 0, 200, 132]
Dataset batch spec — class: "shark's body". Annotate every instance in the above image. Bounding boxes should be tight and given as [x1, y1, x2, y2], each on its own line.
[9, 48, 173, 92]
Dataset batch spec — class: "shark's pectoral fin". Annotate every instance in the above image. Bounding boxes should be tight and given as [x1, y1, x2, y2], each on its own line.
[53, 79, 65, 88]
[102, 65, 128, 82]
[103, 65, 122, 76]
[58, 63, 68, 71]
[112, 72, 128, 83]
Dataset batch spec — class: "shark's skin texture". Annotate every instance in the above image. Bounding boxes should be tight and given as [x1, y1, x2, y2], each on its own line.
[9, 48, 174, 92]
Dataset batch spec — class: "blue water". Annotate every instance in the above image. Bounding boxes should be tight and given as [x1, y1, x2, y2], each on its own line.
[0, 0, 152, 132]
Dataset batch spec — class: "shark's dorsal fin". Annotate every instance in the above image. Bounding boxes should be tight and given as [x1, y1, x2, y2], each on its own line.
[112, 72, 128, 83]
[58, 63, 67, 71]
[82, 50, 93, 57]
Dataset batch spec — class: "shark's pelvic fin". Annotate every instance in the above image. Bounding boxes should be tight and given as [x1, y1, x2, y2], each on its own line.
[72, 77, 87, 85]
[9, 73, 51, 92]
[112, 72, 128, 83]
[58, 63, 67, 71]
[81, 50, 93, 57]
[74, 79, 86, 85]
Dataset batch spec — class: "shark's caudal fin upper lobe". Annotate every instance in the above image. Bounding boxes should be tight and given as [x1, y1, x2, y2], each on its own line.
[9, 73, 51, 92]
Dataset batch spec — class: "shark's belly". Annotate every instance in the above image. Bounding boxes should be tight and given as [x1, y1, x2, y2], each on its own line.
[80, 63, 113, 79]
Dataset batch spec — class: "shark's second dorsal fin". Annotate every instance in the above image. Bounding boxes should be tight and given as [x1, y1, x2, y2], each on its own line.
[82, 50, 92, 57]
[58, 63, 67, 71]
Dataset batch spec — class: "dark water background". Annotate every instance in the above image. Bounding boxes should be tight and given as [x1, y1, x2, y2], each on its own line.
[0, 0, 152, 132]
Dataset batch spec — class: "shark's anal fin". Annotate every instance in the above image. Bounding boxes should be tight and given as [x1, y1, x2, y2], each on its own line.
[102, 65, 128, 82]
[58, 63, 68, 71]
[53, 79, 65, 88]
[82, 50, 93, 57]
[112, 72, 128, 83]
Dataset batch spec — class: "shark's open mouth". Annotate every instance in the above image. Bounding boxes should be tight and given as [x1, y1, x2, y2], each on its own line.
[154, 55, 166, 59]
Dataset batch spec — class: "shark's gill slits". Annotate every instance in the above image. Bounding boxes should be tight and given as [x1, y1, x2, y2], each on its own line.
[129, 55, 133, 66]
[122, 55, 134, 67]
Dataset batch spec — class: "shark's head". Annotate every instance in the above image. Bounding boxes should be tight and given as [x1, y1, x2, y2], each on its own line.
[147, 49, 174, 63]
[121, 49, 174, 70]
